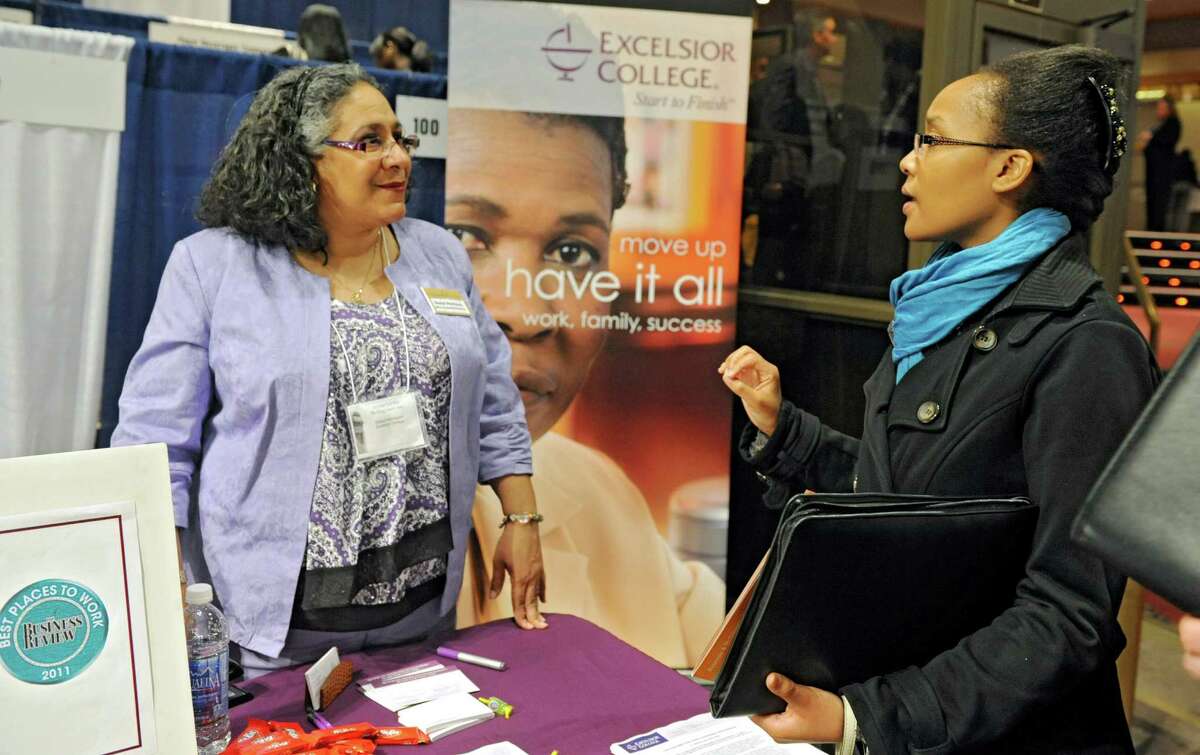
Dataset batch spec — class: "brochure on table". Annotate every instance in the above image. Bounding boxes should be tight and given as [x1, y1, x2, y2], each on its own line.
[0, 444, 195, 753]
[611, 713, 826, 754]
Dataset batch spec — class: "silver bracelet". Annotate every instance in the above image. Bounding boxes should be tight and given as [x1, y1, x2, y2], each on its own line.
[499, 512, 545, 529]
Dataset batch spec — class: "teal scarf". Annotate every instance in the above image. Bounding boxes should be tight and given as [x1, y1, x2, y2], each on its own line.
[889, 208, 1071, 383]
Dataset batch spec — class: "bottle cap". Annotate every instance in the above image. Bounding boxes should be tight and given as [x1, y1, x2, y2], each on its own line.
[185, 583, 213, 605]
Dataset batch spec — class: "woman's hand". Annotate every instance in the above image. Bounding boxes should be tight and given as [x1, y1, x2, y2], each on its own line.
[719, 346, 783, 437]
[487, 474, 548, 630]
[491, 522, 548, 630]
[750, 673, 844, 743]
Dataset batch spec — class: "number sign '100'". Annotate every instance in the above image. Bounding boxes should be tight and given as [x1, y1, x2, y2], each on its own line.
[412, 117, 439, 137]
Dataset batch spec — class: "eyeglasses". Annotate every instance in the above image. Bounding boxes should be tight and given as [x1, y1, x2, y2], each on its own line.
[912, 132, 1018, 158]
[323, 131, 420, 158]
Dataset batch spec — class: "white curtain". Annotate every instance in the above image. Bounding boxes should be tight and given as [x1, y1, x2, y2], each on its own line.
[84, 0, 231, 23]
[0, 25, 132, 457]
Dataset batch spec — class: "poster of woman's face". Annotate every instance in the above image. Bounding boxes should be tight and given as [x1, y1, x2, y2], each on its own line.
[443, 0, 751, 666]
[447, 102, 743, 526]
[446, 108, 616, 439]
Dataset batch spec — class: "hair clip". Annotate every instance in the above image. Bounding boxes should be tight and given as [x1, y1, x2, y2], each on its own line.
[1087, 75, 1126, 174]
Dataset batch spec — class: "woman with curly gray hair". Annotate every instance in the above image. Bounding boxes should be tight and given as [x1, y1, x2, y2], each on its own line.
[113, 63, 546, 676]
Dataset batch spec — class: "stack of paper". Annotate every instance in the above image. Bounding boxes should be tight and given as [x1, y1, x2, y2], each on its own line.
[359, 661, 494, 741]
[361, 667, 479, 711]
[396, 692, 495, 741]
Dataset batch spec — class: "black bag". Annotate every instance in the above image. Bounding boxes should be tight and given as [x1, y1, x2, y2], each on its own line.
[1072, 331, 1200, 615]
[707, 492, 1038, 718]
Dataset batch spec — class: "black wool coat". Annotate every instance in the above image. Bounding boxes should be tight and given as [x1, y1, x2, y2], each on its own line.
[741, 234, 1160, 754]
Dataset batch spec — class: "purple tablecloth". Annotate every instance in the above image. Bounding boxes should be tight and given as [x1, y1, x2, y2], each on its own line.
[229, 614, 710, 753]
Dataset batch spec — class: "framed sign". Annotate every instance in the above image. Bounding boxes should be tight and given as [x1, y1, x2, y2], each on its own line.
[0, 444, 195, 753]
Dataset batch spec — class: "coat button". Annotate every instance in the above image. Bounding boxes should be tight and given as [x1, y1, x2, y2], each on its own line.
[917, 401, 940, 424]
[973, 327, 998, 352]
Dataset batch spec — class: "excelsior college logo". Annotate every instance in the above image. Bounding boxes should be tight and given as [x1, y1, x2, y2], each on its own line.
[0, 579, 108, 684]
[541, 23, 592, 81]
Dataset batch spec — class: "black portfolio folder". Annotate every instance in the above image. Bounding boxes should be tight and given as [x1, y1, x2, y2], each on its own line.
[705, 493, 1037, 718]
[1073, 332, 1200, 615]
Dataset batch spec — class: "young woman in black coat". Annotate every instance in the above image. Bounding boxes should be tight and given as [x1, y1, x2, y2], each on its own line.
[719, 45, 1158, 754]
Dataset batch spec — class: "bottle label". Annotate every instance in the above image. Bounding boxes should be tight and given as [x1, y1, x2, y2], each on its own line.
[189, 648, 228, 726]
[0, 579, 109, 685]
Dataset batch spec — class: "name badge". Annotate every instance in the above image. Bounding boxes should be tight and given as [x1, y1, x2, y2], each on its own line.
[345, 392, 429, 463]
[421, 287, 471, 317]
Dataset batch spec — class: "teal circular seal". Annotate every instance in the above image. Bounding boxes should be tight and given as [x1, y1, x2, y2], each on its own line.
[0, 579, 108, 684]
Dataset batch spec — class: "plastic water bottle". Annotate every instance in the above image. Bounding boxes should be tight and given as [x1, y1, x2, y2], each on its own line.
[185, 583, 231, 755]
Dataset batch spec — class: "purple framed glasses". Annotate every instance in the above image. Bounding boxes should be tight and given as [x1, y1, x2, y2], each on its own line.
[322, 131, 420, 157]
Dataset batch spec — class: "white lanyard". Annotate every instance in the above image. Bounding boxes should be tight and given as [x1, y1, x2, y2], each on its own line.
[330, 230, 429, 463]
[329, 230, 412, 403]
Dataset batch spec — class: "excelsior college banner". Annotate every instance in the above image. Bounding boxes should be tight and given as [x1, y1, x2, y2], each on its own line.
[449, 0, 750, 667]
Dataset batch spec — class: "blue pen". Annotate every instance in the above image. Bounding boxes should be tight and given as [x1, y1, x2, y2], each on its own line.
[308, 710, 333, 729]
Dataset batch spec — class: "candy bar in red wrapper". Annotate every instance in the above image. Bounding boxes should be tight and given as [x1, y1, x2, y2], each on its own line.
[301, 742, 375, 755]
[373, 726, 431, 745]
[224, 719, 274, 753]
[270, 721, 307, 736]
[311, 722, 377, 746]
[300, 739, 374, 748]
[236, 730, 318, 755]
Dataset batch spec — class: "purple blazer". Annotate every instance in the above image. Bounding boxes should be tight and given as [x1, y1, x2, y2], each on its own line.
[112, 218, 532, 657]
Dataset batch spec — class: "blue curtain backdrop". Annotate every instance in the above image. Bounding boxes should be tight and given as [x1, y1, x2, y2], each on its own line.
[28, 0, 443, 72]
[95, 40, 447, 446]
[230, 0, 448, 54]
[36, 0, 160, 34]
[8, 0, 450, 50]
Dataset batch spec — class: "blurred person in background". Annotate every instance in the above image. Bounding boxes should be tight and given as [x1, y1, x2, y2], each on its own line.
[745, 10, 843, 288]
[1139, 95, 1181, 231]
[370, 26, 433, 73]
[298, 4, 351, 64]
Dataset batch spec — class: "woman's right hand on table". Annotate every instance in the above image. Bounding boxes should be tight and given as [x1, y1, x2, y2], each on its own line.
[719, 346, 783, 437]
